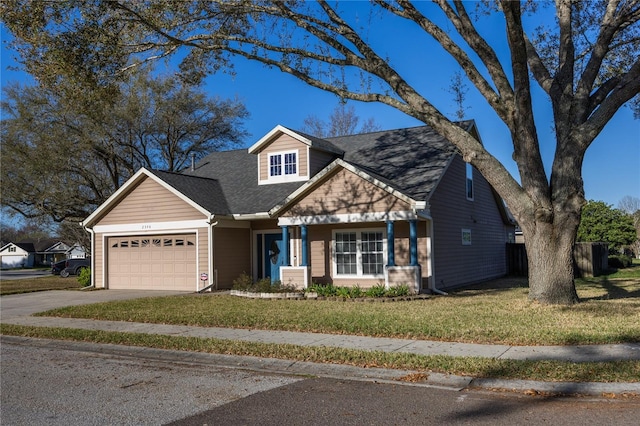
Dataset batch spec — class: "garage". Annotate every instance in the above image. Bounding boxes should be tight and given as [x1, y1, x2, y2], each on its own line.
[107, 234, 197, 291]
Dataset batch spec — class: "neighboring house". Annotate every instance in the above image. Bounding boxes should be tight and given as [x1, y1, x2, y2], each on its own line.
[0, 242, 32, 268]
[0, 239, 87, 269]
[64, 243, 88, 259]
[82, 122, 515, 292]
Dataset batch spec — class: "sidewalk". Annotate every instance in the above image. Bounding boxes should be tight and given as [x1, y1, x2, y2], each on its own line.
[4, 315, 640, 363]
[1, 290, 639, 395]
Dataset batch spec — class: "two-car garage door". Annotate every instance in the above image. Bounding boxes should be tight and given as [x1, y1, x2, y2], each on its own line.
[107, 234, 197, 291]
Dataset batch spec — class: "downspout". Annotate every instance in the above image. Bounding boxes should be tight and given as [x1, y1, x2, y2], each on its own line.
[207, 216, 218, 292]
[82, 224, 96, 289]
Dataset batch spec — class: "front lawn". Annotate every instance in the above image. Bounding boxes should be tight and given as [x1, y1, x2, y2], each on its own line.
[0, 275, 86, 295]
[34, 276, 640, 346]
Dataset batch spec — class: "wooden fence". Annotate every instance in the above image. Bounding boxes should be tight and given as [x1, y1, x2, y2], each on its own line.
[506, 242, 609, 278]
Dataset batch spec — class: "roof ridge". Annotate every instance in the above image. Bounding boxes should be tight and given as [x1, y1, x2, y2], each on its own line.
[151, 169, 220, 182]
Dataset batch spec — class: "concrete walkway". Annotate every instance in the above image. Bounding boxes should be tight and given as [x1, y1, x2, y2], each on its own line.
[4, 315, 640, 363]
[1, 290, 639, 395]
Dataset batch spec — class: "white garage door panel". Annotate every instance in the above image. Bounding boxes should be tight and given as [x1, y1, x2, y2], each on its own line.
[108, 234, 196, 291]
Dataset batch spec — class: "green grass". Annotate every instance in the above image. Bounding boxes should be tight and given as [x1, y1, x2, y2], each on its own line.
[601, 262, 640, 279]
[33, 277, 640, 346]
[2, 323, 638, 383]
[0, 275, 85, 295]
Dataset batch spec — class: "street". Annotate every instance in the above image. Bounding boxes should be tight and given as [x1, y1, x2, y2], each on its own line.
[0, 269, 52, 281]
[1, 338, 638, 426]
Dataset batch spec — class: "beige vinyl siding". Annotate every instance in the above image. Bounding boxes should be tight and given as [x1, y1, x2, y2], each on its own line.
[309, 226, 331, 283]
[430, 155, 508, 289]
[213, 227, 251, 289]
[98, 177, 205, 225]
[281, 267, 306, 289]
[282, 168, 411, 216]
[197, 228, 209, 286]
[258, 134, 309, 181]
[309, 148, 337, 176]
[95, 233, 105, 288]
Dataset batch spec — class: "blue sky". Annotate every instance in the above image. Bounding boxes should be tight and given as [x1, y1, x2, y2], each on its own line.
[1, 5, 638, 209]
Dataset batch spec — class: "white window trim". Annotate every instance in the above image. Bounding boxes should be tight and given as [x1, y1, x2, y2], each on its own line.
[465, 162, 474, 201]
[332, 228, 387, 278]
[264, 150, 305, 184]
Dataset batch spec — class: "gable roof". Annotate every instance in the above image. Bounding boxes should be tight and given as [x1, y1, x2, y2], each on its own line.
[268, 158, 427, 217]
[148, 170, 230, 215]
[83, 168, 220, 227]
[184, 123, 476, 216]
[184, 149, 308, 215]
[247, 124, 344, 155]
[327, 124, 466, 201]
[0, 242, 31, 254]
[85, 122, 480, 224]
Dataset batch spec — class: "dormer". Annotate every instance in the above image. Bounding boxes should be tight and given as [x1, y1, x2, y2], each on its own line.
[248, 125, 344, 185]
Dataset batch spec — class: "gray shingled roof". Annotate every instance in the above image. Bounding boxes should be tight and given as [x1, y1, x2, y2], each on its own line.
[182, 150, 307, 215]
[167, 124, 467, 215]
[282, 127, 345, 155]
[327, 125, 460, 201]
[149, 170, 231, 215]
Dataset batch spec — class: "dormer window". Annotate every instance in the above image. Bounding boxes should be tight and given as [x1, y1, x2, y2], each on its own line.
[267, 150, 299, 182]
[284, 152, 297, 175]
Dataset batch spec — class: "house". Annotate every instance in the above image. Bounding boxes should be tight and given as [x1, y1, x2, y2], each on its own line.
[81, 122, 515, 292]
[0, 239, 87, 269]
[0, 242, 32, 268]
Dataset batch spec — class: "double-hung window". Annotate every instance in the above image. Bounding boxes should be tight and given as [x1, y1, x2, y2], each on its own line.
[284, 152, 297, 175]
[270, 154, 282, 177]
[334, 229, 385, 277]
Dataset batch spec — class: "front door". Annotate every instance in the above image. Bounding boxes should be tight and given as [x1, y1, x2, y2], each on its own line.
[264, 233, 285, 283]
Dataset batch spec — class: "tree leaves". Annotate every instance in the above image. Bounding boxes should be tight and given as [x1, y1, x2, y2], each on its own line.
[0, 73, 249, 223]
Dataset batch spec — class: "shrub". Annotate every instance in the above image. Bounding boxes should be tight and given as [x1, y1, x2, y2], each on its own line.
[365, 284, 387, 298]
[385, 284, 411, 297]
[349, 285, 364, 298]
[307, 283, 337, 297]
[232, 274, 297, 293]
[77, 267, 91, 287]
[608, 255, 632, 269]
[232, 272, 254, 291]
[335, 286, 351, 298]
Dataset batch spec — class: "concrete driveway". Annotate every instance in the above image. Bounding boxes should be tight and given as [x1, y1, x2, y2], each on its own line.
[0, 289, 188, 321]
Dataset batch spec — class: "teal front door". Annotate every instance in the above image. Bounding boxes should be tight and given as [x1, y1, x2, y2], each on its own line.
[264, 233, 285, 283]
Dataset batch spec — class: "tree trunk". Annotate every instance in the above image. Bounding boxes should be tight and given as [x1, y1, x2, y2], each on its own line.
[525, 221, 579, 305]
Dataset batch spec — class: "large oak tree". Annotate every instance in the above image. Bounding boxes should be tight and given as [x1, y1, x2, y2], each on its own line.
[1, 71, 248, 225]
[2, 1, 638, 304]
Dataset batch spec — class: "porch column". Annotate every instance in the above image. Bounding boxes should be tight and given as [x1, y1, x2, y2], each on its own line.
[300, 224, 308, 266]
[282, 225, 290, 266]
[386, 220, 395, 266]
[409, 219, 418, 266]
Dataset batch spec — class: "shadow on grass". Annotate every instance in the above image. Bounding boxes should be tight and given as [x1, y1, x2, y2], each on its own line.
[579, 277, 640, 301]
[453, 275, 640, 302]
[450, 277, 529, 298]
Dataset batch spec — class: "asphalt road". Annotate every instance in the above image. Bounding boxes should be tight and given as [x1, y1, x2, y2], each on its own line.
[0, 269, 52, 280]
[2, 338, 639, 426]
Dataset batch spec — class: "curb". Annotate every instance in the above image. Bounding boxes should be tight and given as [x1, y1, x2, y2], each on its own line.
[3, 335, 638, 397]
